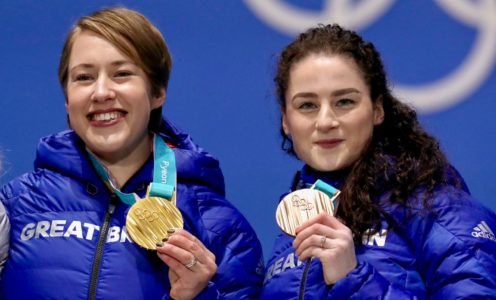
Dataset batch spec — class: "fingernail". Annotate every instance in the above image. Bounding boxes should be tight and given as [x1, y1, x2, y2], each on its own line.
[167, 229, 175, 234]
[156, 242, 164, 247]
[162, 237, 169, 242]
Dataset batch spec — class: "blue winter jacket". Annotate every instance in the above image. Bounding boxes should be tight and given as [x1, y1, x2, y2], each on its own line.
[261, 165, 496, 299]
[0, 119, 264, 299]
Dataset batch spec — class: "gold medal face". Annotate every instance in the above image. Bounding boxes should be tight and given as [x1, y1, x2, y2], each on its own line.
[275, 189, 336, 236]
[126, 195, 183, 250]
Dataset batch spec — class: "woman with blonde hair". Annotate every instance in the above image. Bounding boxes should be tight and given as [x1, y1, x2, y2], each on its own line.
[0, 7, 263, 299]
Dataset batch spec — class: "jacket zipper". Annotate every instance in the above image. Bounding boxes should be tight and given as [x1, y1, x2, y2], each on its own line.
[88, 194, 116, 300]
[298, 259, 311, 300]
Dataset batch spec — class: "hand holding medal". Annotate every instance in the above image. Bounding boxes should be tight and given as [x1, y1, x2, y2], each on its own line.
[156, 228, 218, 300]
[89, 134, 217, 298]
[278, 179, 357, 285]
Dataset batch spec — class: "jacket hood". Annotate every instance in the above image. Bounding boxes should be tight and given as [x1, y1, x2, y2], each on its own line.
[34, 118, 225, 196]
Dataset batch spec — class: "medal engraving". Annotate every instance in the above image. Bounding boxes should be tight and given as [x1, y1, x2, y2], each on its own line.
[134, 208, 159, 222]
[276, 189, 337, 236]
[126, 195, 183, 250]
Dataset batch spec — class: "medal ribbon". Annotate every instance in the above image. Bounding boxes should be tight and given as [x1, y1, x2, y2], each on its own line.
[308, 179, 340, 209]
[87, 134, 176, 205]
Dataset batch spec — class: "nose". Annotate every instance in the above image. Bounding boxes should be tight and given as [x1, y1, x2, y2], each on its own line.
[315, 105, 339, 131]
[91, 75, 115, 102]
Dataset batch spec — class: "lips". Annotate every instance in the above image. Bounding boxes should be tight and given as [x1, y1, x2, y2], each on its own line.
[315, 139, 343, 149]
[87, 109, 127, 125]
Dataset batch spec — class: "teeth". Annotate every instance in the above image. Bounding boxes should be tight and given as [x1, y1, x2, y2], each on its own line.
[93, 112, 122, 121]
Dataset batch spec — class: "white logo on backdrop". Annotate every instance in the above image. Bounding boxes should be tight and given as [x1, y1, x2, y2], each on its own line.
[243, 0, 496, 113]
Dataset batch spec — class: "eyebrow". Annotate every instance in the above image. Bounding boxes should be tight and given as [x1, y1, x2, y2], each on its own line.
[69, 60, 135, 72]
[291, 88, 361, 101]
[332, 88, 361, 97]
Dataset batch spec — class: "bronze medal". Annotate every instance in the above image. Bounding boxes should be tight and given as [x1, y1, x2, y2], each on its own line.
[275, 189, 337, 236]
[126, 193, 183, 250]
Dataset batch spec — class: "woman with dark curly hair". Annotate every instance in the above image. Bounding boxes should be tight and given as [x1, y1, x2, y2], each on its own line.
[261, 24, 496, 299]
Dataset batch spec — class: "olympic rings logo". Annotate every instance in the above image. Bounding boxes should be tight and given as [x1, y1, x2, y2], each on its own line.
[135, 208, 159, 222]
[291, 195, 314, 211]
[243, 0, 496, 113]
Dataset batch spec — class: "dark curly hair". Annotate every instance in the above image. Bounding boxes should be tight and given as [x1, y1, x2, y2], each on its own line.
[275, 24, 451, 241]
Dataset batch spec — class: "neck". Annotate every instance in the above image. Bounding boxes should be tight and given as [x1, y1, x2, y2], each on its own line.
[97, 135, 153, 188]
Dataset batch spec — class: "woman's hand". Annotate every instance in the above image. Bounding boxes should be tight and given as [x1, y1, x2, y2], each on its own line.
[156, 229, 217, 300]
[293, 213, 357, 285]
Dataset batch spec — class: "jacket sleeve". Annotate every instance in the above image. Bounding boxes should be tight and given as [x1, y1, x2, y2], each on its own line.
[331, 187, 496, 299]
[198, 189, 264, 299]
[162, 185, 264, 300]
[0, 172, 39, 277]
[161, 282, 220, 300]
[415, 190, 496, 299]
[329, 262, 420, 299]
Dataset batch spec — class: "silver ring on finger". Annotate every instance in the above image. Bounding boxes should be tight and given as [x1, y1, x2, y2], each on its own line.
[320, 235, 327, 248]
[184, 256, 198, 269]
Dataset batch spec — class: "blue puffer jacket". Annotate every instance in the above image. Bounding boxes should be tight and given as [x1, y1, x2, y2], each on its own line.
[0, 119, 264, 299]
[261, 165, 496, 299]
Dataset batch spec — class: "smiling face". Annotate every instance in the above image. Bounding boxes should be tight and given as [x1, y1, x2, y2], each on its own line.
[282, 54, 384, 172]
[66, 31, 165, 163]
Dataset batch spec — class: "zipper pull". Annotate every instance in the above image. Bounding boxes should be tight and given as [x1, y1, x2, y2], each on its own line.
[108, 203, 115, 214]
[109, 193, 118, 214]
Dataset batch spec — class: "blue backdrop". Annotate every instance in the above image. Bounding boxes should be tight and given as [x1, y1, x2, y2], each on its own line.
[1, 0, 495, 260]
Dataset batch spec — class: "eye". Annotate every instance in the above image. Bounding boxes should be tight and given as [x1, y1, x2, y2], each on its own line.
[114, 70, 133, 77]
[297, 101, 318, 111]
[335, 98, 355, 107]
[74, 73, 93, 81]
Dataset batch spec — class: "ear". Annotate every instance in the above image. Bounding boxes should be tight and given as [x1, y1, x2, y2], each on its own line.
[151, 88, 166, 109]
[373, 96, 385, 125]
[65, 98, 71, 128]
[281, 110, 290, 136]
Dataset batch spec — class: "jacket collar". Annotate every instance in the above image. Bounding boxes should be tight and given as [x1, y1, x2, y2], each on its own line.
[34, 118, 225, 196]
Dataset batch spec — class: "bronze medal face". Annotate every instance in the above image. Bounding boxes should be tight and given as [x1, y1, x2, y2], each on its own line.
[275, 189, 336, 236]
[126, 195, 183, 250]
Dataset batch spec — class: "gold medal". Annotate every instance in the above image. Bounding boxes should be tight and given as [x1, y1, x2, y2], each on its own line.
[275, 189, 337, 236]
[126, 193, 183, 250]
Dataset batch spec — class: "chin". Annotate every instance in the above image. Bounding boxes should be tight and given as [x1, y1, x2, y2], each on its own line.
[85, 138, 124, 155]
[309, 159, 350, 173]
[315, 166, 339, 173]
[309, 163, 339, 172]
